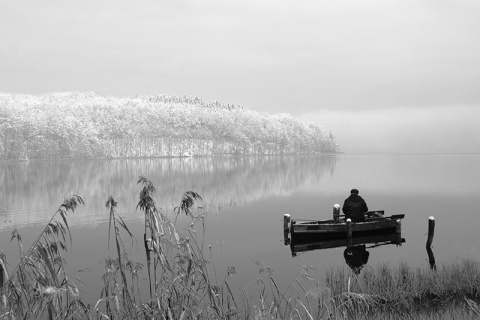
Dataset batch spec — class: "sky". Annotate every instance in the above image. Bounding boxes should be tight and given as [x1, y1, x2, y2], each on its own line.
[1, 0, 480, 153]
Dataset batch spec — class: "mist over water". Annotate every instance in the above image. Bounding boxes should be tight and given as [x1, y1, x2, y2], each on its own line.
[299, 105, 480, 154]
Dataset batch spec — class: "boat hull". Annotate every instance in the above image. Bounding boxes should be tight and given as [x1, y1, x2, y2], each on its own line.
[291, 217, 401, 241]
[291, 232, 405, 255]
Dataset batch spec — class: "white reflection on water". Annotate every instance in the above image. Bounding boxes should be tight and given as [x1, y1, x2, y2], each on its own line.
[0, 155, 337, 229]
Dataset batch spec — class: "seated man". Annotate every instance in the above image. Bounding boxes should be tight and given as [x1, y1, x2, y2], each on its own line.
[342, 189, 368, 222]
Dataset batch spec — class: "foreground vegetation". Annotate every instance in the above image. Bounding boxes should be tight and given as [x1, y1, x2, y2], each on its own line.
[0, 177, 479, 319]
[0, 92, 338, 160]
[325, 261, 480, 319]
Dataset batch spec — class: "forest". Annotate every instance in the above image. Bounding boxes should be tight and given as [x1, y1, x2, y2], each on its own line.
[0, 92, 338, 160]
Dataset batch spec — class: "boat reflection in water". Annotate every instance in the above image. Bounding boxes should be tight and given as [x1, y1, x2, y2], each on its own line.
[344, 245, 370, 275]
[287, 232, 405, 274]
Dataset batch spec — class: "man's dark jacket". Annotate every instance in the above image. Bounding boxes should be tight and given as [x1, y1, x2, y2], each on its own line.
[342, 194, 368, 222]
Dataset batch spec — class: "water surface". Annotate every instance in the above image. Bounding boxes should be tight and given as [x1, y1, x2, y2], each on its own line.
[1, 154, 479, 313]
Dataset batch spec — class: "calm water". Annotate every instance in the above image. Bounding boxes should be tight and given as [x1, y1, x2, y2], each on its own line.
[1, 154, 479, 313]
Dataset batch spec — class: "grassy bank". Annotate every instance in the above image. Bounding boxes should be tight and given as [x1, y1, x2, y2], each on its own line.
[325, 261, 480, 319]
[0, 177, 479, 319]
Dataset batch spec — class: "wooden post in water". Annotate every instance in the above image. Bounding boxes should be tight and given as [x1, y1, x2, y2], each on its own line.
[427, 246, 436, 270]
[396, 219, 402, 234]
[333, 204, 340, 222]
[396, 233, 402, 245]
[346, 218, 352, 247]
[395, 219, 403, 245]
[426, 216, 435, 248]
[283, 214, 291, 246]
[346, 218, 352, 238]
[426, 216, 436, 270]
[290, 220, 296, 241]
[284, 214, 290, 232]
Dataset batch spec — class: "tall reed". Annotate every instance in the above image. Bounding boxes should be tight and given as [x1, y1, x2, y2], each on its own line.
[134, 176, 241, 318]
[0, 195, 89, 320]
[95, 196, 140, 319]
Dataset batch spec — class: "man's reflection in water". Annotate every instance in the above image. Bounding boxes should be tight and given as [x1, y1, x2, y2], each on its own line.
[343, 245, 370, 275]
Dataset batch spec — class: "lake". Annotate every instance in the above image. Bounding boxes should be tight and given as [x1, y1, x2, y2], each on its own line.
[1, 154, 479, 316]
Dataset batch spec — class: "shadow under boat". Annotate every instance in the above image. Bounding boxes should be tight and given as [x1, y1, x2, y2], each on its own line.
[289, 232, 405, 257]
[288, 231, 406, 275]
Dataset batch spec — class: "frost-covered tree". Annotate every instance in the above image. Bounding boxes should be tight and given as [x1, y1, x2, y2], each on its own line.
[0, 92, 339, 159]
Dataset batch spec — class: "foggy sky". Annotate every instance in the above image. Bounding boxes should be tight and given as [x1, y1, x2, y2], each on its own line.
[1, 1, 480, 153]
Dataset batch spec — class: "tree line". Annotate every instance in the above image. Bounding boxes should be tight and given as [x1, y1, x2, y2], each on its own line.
[0, 91, 339, 160]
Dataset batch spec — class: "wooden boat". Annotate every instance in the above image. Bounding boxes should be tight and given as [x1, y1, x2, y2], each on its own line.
[285, 208, 405, 242]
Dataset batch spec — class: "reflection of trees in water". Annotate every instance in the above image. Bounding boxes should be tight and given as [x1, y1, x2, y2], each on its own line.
[0, 155, 336, 229]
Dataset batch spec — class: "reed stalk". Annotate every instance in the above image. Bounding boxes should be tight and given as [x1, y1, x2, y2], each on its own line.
[0, 195, 89, 320]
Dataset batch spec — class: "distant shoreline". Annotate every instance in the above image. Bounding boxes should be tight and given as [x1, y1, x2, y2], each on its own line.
[0, 152, 337, 163]
[2, 152, 480, 163]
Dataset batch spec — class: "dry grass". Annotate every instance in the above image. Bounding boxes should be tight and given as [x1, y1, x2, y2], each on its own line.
[325, 259, 480, 318]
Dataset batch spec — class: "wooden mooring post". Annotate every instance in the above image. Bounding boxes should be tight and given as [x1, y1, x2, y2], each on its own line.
[426, 216, 436, 270]
[396, 219, 402, 234]
[283, 214, 291, 246]
[427, 246, 436, 270]
[346, 218, 353, 247]
[333, 204, 340, 222]
[426, 216, 435, 248]
[284, 214, 290, 232]
[346, 218, 352, 238]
